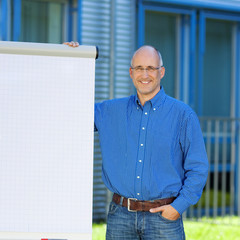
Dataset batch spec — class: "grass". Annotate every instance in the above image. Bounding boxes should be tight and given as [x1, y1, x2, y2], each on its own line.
[92, 218, 240, 240]
[184, 219, 240, 240]
[92, 223, 106, 240]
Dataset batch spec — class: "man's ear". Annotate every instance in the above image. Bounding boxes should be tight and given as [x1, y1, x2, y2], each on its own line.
[129, 67, 133, 79]
[160, 67, 165, 79]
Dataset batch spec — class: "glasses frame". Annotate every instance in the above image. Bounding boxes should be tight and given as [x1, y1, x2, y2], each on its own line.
[130, 65, 163, 74]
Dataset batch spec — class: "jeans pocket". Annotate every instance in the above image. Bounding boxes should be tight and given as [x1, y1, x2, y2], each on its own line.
[108, 201, 119, 215]
[158, 212, 180, 223]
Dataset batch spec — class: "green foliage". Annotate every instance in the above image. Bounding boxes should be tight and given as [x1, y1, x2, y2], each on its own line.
[92, 218, 240, 240]
[194, 190, 231, 208]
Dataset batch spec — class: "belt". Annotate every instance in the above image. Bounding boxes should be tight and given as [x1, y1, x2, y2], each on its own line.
[112, 193, 176, 212]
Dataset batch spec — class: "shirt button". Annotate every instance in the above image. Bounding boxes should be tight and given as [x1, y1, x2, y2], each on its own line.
[137, 107, 139, 110]
[139, 160, 142, 163]
[137, 193, 140, 196]
[137, 176, 140, 179]
[153, 108, 156, 111]
[142, 127, 145, 130]
[140, 144, 143, 146]
[145, 112, 148, 115]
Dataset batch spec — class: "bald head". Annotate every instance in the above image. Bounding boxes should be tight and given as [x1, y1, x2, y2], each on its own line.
[131, 45, 163, 67]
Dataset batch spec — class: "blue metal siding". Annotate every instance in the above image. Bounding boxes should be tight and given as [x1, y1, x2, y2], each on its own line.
[138, 0, 145, 47]
[77, 0, 82, 43]
[189, 10, 196, 108]
[237, 24, 240, 118]
[114, 0, 136, 98]
[67, 0, 74, 42]
[1, 0, 8, 40]
[198, 11, 205, 116]
[235, 23, 240, 215]
[81, 0, 111, 221]
[144, 0, 240, 13]
[13, 0, 21, 41]
[81, 0, 136, 221]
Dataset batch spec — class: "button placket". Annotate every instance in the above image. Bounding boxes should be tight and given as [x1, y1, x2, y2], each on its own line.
[135, 103, 150, 198]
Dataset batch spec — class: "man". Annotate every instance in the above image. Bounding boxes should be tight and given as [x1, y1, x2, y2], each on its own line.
[66, 43, 209, 239]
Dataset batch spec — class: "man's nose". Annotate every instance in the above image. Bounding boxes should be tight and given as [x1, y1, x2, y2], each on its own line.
[141, 69, 149, 77]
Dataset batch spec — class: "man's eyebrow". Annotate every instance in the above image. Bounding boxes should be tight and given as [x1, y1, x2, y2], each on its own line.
[133, 65, 154, 67]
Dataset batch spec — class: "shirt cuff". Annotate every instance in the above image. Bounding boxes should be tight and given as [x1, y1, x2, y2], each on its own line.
[170, 196, 191, 215]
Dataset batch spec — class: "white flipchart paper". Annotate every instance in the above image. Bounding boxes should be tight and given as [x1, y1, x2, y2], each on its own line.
[0, 49, 95, 239]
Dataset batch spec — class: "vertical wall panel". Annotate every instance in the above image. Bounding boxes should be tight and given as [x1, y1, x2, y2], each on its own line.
[1, 0, 11, 41]
[81, 0, 111, 221]
[0, 0, 3, 40]
[81, 0, 136, 221]
[114, 0, 136, 98]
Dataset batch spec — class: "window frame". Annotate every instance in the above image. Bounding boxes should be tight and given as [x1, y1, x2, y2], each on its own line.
[198, 10, 240, 118]
[12, 0, 69, 43]
[138, 0, 197, 106]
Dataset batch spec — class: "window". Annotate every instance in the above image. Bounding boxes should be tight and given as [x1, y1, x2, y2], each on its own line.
[20, 0, 67, 43]
[197, 11, 240, 117]
[145, 11, 177, 98]
[139, 5, 195, 103]
[203, 20, 232, 117]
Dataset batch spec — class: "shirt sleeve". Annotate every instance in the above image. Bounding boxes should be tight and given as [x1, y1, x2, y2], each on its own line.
[170, 112, 209, 214]
[94, 103, 100, 132]
[94, 102, 105, 132]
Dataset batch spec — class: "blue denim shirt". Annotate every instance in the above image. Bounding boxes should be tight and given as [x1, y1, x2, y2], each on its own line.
[94, 87, 208, 214]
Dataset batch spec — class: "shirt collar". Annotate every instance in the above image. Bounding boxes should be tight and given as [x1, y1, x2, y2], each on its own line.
[134, 86, 166, 109]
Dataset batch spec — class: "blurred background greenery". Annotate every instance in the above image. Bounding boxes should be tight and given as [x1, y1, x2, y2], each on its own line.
[92, 217, 240, 240]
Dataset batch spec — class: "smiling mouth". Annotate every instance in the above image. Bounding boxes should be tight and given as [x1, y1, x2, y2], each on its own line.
[140, 80, 151, 84]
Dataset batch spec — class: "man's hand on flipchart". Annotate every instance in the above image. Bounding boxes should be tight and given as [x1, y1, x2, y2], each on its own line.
[63, 41, 79, 48]
[150, 204, 180, 221]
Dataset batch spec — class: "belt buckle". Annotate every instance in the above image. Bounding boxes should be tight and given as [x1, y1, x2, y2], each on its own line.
[128, 198, 137, 212]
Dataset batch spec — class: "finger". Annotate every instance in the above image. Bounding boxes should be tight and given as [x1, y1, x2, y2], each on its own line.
[71, 41, 79, 48]
[149, 206, 164, 213]
[63, 41, 79, 47]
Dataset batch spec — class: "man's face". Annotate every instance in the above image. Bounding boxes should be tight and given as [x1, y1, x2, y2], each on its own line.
[129, 47, 165, 101]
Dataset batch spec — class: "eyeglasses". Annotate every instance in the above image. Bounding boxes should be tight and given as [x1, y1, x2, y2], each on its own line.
[131, 66, 162, 73]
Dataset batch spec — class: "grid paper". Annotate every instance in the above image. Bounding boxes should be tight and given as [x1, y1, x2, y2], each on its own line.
[0, 53, 95, 235]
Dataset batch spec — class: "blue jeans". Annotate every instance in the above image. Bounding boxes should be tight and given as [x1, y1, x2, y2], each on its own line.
[106, 201, 185, 240]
